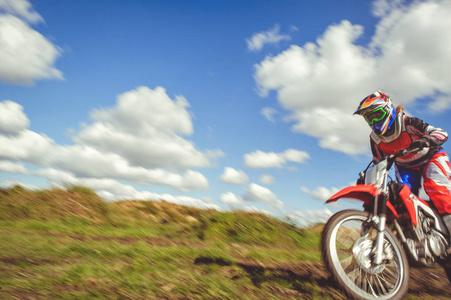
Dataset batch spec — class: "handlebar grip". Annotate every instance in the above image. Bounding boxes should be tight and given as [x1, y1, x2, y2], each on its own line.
[399, 139, 430, 157]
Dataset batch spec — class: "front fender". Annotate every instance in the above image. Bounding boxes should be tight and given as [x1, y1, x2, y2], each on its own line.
[327, 185, 398, 218]
[327, 184, 377, 204]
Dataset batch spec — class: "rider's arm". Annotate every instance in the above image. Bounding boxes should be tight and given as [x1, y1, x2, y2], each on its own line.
[370, 138, 385, 160]
[406, 117, 448, 146]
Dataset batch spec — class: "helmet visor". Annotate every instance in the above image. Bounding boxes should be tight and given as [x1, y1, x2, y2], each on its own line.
[363, 107, 387, 125]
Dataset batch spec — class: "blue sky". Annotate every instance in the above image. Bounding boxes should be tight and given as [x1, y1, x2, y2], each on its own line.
[1, 0, 451, 226]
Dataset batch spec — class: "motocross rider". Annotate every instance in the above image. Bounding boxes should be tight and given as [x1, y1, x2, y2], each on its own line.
[354, 91, 451, 239]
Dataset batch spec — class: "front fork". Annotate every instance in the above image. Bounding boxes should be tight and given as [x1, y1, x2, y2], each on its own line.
[373, 214, 388, 265]
[371, 192, 389, 265]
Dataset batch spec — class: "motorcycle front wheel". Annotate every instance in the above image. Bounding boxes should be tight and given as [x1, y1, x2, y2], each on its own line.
[321, 210, 409, 300]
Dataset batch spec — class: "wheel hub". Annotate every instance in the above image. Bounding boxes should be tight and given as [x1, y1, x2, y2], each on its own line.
[353, 236, 387, 275]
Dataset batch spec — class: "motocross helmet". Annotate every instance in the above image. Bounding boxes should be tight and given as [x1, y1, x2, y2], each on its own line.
[354, 91, 396, 136]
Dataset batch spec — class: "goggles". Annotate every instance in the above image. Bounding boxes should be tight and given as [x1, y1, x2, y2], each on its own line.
[363, 107, 387, 125]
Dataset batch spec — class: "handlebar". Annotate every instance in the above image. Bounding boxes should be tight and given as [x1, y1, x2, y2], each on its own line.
[394, 140, 430, 159]
[358, 140, 430, 184]
[367, 140, 430, 172]
[397, 147, 421, 158]
[385, 140, 430, 169]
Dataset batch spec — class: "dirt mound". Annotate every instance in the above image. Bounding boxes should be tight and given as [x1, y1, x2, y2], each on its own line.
[109, 199, 207, 224]
[0, 186, 210, 226]
[0, 185, 108, 223]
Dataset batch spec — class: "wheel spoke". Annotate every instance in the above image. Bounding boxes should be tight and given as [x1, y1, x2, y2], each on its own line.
[347, 266, 362, 283]
[382, 265, 397, 278]
[362, 273, 369, 293]
[325, 211, 407, 299]
[374, 273, 388, 295]
[367, 275, 377, 295]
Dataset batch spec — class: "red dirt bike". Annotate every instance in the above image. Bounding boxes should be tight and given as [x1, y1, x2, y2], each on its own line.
[321, 146, 451, 300]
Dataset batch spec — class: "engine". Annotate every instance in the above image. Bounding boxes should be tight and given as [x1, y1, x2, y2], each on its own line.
[404, 210, 448, 265]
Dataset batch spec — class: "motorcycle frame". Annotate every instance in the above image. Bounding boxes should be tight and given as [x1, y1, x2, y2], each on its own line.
[327, 154, 449, 265]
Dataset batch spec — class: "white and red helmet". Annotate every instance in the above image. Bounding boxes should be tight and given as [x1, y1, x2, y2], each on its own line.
[354, 91, 397, 136]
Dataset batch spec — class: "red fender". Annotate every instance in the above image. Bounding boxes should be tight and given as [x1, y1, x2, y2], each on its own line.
[327, 185, 398, 218]
[397, 184, 418, 226]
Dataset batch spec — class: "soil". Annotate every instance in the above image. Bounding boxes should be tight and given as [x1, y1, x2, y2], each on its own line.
[230, 259, 451, 299]
[3, 230, 451, 299]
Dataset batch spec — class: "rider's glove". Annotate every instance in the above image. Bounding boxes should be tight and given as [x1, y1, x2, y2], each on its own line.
[407, 138, 430, 151]
[356, 171, 365, 185]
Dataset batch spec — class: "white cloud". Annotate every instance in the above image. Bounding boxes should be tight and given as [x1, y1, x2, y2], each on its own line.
[90, 86, 193, 136]
[244, 149, 310, 169]
[282, 148, 311, 164]
[259, 174, 275, 185]
[32, 167, 219, 209]
[371, 0, 404, 17]
[0, 160, 27, 173]
[287, 208, 333, 227]
[75, 86, 223, 169]
[243, 183, 283, 209]
[0, 7, 63, 84]
[220, 183, 282, 211]
[0, 129, 53, 162]
[0, 100, 30, 135]
[246, 24, 291, 52]
[47, 146, 210, 191]
[260, 107, 278, 123]
[288, 108, 370, 155]
[301, 186, 340, 201]
[244, 150, 284, 168]
[254, 0, 451, 154]
[0, 0, 43, 23]
[242, 205, 271, 215]
[0, 88, 220, 192]
[0, 180, 38, 190]
[0, 133, 210, 191]
[220, 192, 243, 206]
[218, 167, 248, 185]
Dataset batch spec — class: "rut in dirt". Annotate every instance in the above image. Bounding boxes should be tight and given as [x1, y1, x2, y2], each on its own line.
[195, 256, 451, 299]
[5, 229, 451, 298]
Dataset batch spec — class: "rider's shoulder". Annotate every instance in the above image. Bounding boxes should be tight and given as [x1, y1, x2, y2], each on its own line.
[405, 115, 429, 131]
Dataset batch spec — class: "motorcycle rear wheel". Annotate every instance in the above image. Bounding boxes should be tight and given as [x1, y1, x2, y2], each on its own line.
[322, 210, 409, 300]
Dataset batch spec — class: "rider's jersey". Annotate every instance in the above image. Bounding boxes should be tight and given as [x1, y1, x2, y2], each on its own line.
[370, 111, 448, 169]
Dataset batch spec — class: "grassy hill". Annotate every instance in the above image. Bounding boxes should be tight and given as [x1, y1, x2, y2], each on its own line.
[0, 185, 321, 248]
[2, 186, 448, 299]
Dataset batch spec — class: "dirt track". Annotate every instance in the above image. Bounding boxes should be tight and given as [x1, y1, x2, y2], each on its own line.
[189, 248, 451, 300]
[237, 260, 451, 299]
[25, 230, 451, 297]
[4, 230, 451, 299]
[409, 267, 450, 297]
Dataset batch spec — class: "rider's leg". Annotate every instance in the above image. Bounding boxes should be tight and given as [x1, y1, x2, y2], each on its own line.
[422, 152, 451, 214]
[443, 214, 451, 255]
[422, 152, 451, 239]
[443, 214, 451, 235]
[395, 165, 422, 195]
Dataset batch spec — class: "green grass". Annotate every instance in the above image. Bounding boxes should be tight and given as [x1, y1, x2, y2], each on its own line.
[0, 186, 340, 299]
[1, 229, 230, 298]
[0, 224, 325, 299]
